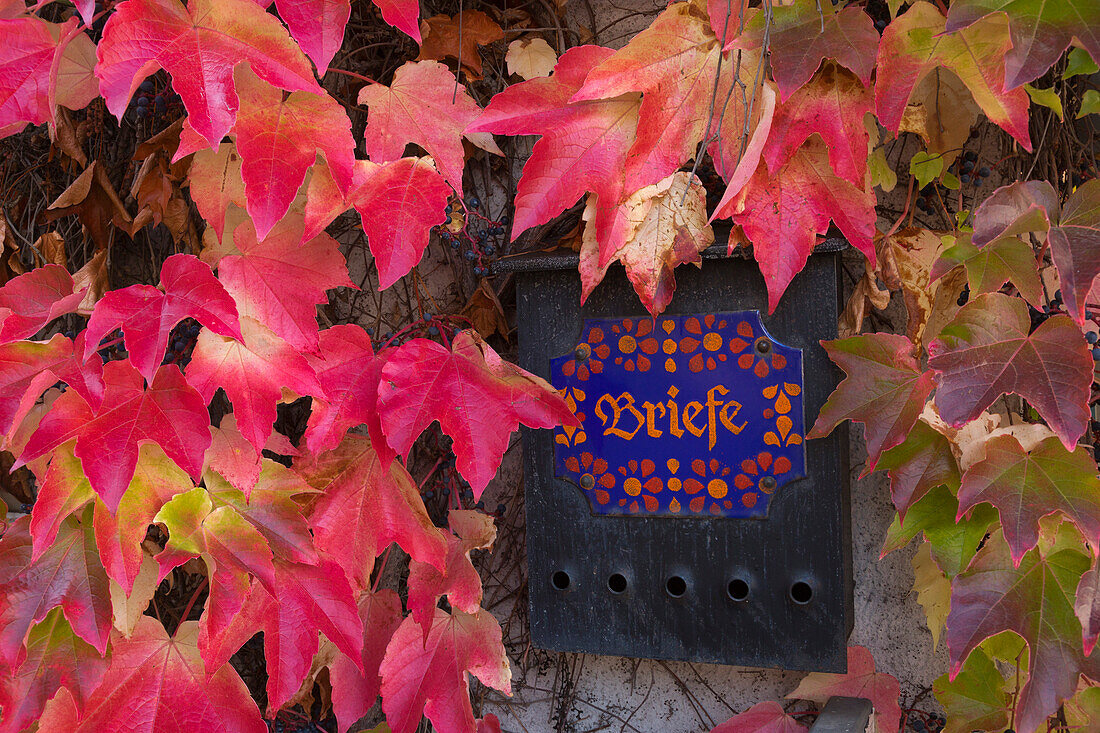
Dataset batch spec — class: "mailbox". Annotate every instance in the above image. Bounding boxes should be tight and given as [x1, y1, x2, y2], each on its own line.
[497, 237, 852, 672]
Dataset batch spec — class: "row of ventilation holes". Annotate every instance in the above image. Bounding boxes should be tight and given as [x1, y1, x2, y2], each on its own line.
[550, 570, 814, 605]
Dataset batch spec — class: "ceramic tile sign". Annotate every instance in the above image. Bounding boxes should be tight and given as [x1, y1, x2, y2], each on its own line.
[551, 312, 806, 519]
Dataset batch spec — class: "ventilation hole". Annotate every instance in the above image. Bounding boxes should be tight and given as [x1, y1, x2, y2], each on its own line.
[727, 578, 750, 602]
[790, 581, 813, 605]
[551, 570, 571, 590]
[665, 575, 687, 598]
[607, 573, 627, 594]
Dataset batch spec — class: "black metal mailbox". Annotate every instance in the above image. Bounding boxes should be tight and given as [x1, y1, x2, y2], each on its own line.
[498, 238, 852, 672]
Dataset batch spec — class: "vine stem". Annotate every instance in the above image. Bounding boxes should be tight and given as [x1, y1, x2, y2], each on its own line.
[371, 547, 392, 593]
[328, 67, 380, 87]
[175, 577, 208, 636]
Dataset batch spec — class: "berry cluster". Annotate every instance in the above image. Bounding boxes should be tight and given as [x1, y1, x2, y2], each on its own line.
[435, 196, 507, 278]
[91, 329, 127, 363]
[1028, 289, 1065, 333]
[953, 150, 991, 187]
[132, 79, 182, 121]
[905, 711, 945, 733]
[162, 319, 201, 368]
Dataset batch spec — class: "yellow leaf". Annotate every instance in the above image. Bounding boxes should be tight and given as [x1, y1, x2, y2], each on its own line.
[505, 37, 557, 80]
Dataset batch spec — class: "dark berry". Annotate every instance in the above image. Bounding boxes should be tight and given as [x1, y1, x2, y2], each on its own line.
[1087, 331, 1098, 344]
[1092, 346, 1100, 361]
[961, 160, 975, 173]
[978, 166, 991, 177]
[960, 174, 971, 184]
[428, 326, 439, 336]
[466, 196, 480, 209]
[957, 284, 970, 307]
[464, 250, 477, 261]
[138, 79, 155, 93]
[483, 245, 495, 255]
[153, 95, 166, 114]
[135, 95, 149, 108]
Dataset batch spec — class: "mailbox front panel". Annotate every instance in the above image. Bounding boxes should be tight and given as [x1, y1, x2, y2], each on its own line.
[512, 249, 852, 672]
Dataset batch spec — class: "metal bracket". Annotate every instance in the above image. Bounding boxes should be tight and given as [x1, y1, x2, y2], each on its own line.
[808, 697, 873, 733]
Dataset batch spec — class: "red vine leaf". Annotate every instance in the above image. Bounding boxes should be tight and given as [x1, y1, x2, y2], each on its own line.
[763, 63, 873, 187]
[930, 233, 1044, 310]
[926, 293, 1093, 450]
[725, 137, 876, 311]
[188, 144, 246, 242]
[378, 330, 577, 496]
[380, 607, 511, 733]
[68, 618, 267, 733]
[0, 507, 111, 667]
[0, 333, 102, 439]
[22, 361, 211, 513]
[0, 608, 106, 733]
[357, 60, 502, 194]
[231, 65, 355, 240]
[203, 214, 353, 353]
[328, 588, 403, 732]
[84, 254, 242, 380]
[407, 509, 496, 631]
[0, 264, 85, 344]
[252, 0, 351, 75]
[96, 0, 320, 150]
[205, 413, 298, 498]
[305, 158, 451, 289]
[302, 324, 392, 458]
[957, 434, 1100, 565]
[787, 646, 902, 733]
[187, 316, 322, 453]
[370, 0, 421, 43]
[875, 2, 1031, 151]
[297, 434, 446, 589]
[466, 45, 640, 251]
[711, 701, 807, 733]
[946, 528, 1091, 733]
[946, 0, 1100, 89]
[0, 17, 86, 135]
[971, 180, 1100, 325]
[877, 419, 961, 519]
[742, 2, 877, 100]
[810, 333, 934, 471]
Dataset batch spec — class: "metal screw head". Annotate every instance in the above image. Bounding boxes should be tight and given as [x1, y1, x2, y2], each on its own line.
[754, 337, 772, 354]
[760, 476, 777, 492]
[574, 343, 591, 360]
[580, 473, 595, 489]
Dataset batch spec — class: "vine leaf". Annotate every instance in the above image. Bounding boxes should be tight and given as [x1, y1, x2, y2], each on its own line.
[877, 419, 961, 518]
[809, 333, 934, 472]
[930, 233, 1043, 310]
[883, 484, 998, 579]
[370, 0, 421, 43]
[0, 17, 90, 135]
[946, 528, 1091, 733]
[579, 171, 714, 316]
[251, 0, 350, 74]
[357, 61, 502, 194]
[957, 434, 1100, 564]
[0, 333, 102, 439]
[96, 0, 320, 150]
[22, 361, 211, 513]
[1076, 562, 1100, 656]
[416, 10, 503, 79]
[84, 254, 242, 380]
[0, 608, 106, 733]
[231, 66, 355, 240]
[328, 588, 403, 732]
[875, 2, 1031, 151]
[378, 330, 577, 497]
[946, 0, 1100, 88]
[204, 459, 317, 564]
[912, 541, 952, 648]
[92, 443, 196, 594]
[926, 293, 1093, 449]
[466, 45, 641, 253]
[296, 434, 447, 589]
[203, 559, 363, 715]
[153, 488, 276, 650]
[787, 646, 902, 733]
[763, 63, 874, 187]
[725, 137, 876, 311]
[0, 508, 111, 667]
[741, 1, 878, 100]
[202, 214, 353, 353]
[710, 700, 807, 732]
[205, 413, 300, 499]
[570, 0, 768, 197]
[380, 607, 511, 733]
[67, 618, 267, 733]
[0, 264, 85, 344]
[971, 180, 1100, 325]
[302, 324, 392, 459]
[187, 316, 322, 454]
[188, 144, 246, 241]
[304, 158, 451, 290]
[932, 648, 1011, 733]
[407, 509, 496, 631]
